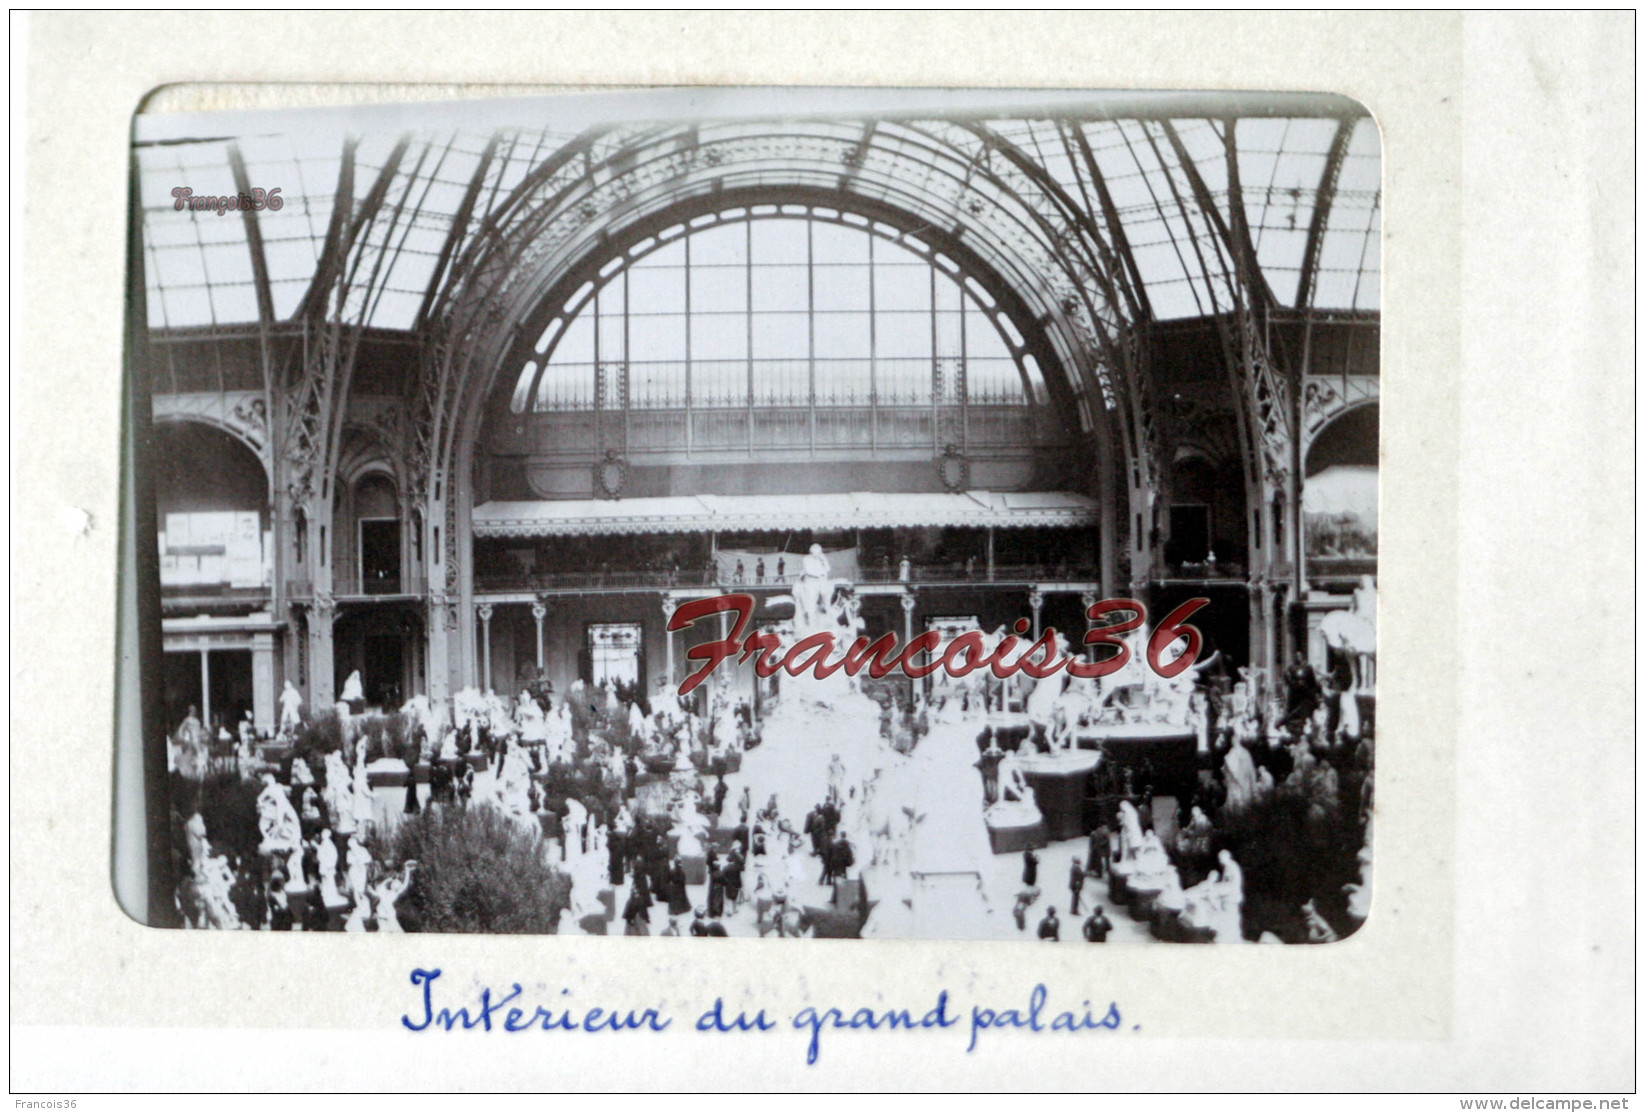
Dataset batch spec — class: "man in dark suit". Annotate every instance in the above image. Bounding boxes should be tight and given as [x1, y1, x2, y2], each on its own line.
[1087, 825, 1109, 878]
[1082, 907, 1112, 943]
[1022, 847, 1039, 887]
[1037, 906, 1060, 941]
[1068, 858, 1086, 914]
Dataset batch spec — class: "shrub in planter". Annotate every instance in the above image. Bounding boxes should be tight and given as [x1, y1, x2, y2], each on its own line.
[290, 711, 346, 781]
[368, 804, 572, 934]
[1216, 789, 1366, 942]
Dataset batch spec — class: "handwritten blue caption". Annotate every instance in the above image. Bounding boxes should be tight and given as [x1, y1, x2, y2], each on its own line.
[402, 968, 1130, 1063]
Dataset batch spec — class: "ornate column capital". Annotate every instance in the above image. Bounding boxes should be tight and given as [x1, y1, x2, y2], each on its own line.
[530, 600, 548, 622]
[661, 596, 679, 620]
[1079, 591, 1097, 612]
[1028, 590, 1045, 611]
[477, 603, 494, 623]
[899, 592, 917, 614]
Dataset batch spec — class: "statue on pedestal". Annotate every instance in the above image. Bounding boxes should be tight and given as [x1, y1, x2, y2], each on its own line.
[340, 670, 365, 705]
[985, 747, 1043, 831]
[278, 680, 304, 732]
[1178, 849, 1244, 943]
[316, 829, 344, 907]
[345, 835, 372, 905]
[255, 774, 301, 859]
[181, 812, 243, 930]
[351, 746, 375, 833]
[323, 751, 357, 836]
[1222, 737, 1258, 815]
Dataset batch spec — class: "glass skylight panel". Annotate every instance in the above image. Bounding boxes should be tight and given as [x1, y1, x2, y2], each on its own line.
[813, 263, 870, 312]
[136, 105, 1375, 358]
[750, 265, 808, 313]
[688, 260, 746, 314]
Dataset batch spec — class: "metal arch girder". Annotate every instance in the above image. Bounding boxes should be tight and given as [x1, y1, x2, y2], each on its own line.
[1302, 374, 1379, 449]
[937, 119, 1166, 485]
[417, 120, 1142, 503]
[1296, 119, 1355, 311]
[1160, 120, 1296, 491]
[498, 188, 1086, 430]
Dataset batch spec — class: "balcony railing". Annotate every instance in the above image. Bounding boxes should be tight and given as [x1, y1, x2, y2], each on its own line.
[285, 575, 427, 600]
[1157, 560, 1249, 581]
[473, 562, 1103, 595]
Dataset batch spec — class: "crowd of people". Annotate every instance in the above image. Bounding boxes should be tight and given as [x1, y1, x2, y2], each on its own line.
[168, 591, 1374, 943]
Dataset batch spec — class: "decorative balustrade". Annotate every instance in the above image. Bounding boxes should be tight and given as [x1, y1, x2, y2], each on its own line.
[472, 562, 1101, 595]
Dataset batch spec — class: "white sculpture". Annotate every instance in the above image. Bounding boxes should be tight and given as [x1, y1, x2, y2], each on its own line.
[340, 670, 365, 704]
[352, 748, 375, 832]
[370, 862, 416, 933]
[255, 774, 301, 858]
[194, 853, 243, 931]
[1116, 800, 1146, 866]
[493, 745, 537, 832]
[316, 830, 344, 907]
[1302, 898, 1339, 943]
[1320, 575, 1377, 693]
[997, 749, 1033, 806]
[345, 835, 372, 905]
[671, 800, 708, 861]
[1176, 805, 1214, 857]
[278, 680, 304, 731]
[1180, 850, 1246, 943]
[290, 757, 314, 786]
[323, 751, 357, 835]
[1223, 737, 1258, 814]
[793, 544, 834, 627]
[1344, 828, 1373, 923]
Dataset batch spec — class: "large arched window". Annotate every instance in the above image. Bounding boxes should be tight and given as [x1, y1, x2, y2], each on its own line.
[509, 205, 1051, 416]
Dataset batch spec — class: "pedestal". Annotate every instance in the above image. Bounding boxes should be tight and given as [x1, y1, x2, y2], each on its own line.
[985, 818, 1047, 855]
[1018, 750, 1103, 841]
[324, 897, 351, 931]
[680, 854, 707, 887]
[366, 758, 412, 788]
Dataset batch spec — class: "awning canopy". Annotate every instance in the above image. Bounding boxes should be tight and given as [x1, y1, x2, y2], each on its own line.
[472, 491, 1101, 538]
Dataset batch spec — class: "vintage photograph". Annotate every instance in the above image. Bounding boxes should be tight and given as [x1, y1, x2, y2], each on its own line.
[128, 88, 1381, 943]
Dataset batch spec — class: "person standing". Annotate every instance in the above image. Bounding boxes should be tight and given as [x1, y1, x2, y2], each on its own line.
[1037, 906, 1060, 941]
[1068, 858, 1086, 914]
[1082, 907, 1112, 943]
[667, 857, 691, 918]
[707, 864, 726, 918]
[1284, 652, 1322, 735]
[1013, 892, 1032, 932]
[1022, 847, 1039, 888]
[1087, 824, 1110, 879]
[622, 888, 650, 936]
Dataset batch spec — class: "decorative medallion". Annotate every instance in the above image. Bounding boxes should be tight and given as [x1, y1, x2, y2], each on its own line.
[937, 444, 969, 493]
[595, 450, 628, 499]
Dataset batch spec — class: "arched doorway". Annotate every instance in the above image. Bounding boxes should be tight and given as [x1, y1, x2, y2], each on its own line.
[151, 420, 277, 735]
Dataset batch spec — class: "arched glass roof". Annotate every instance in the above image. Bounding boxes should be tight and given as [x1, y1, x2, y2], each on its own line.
[508, 206, 1046, 415]
[133, 95, 1380, 333]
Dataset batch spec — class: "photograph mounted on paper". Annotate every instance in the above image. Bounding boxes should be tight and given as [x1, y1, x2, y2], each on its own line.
[123, 87, 1380, 944]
